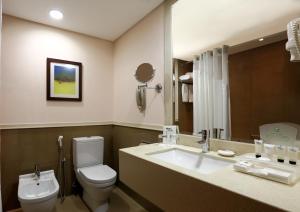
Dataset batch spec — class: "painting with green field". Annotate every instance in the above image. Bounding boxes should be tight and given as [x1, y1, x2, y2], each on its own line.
[54, 65, 76, 95]
[47, 58, 82, 101]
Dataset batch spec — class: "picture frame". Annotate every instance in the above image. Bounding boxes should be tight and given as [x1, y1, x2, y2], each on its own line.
[47, 58, 82, 101]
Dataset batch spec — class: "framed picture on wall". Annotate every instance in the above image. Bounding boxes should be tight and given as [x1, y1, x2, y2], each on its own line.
[47, 58, 82, 101]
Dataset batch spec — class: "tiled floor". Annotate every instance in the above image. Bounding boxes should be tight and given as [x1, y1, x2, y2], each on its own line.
[55, 187, 147, 212]
[55, 195, 88, 212]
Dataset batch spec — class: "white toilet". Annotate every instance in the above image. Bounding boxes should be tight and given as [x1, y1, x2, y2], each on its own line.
[73, 136, 117, 212]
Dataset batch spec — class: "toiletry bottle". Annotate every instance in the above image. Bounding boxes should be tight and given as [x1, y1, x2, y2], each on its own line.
[275, 145, 286, 163]
[254, 139, 264, 158]
[287, 146, 299, 165]
[264, 144, 275, 161]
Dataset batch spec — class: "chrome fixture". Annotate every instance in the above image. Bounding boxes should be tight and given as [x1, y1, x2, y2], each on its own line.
[197, 130, 210, 153]
[134, 63, 162, 112]
[57, 135, 66, 203]
[34, 164, 40, 179]
[212, 128, 224, 139]
[138, 83, 162, 93]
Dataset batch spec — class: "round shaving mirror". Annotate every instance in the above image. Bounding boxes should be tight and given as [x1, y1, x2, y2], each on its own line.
[135, 63, 155, 83]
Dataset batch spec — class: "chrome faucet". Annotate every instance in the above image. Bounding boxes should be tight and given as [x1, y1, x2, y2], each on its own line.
[212, 128, 224, 139]
[197, 130, 210, 153]
[34, 164, 40, 179]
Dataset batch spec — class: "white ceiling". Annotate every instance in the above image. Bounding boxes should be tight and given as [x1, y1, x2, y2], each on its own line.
[172, 0, 300, 60]
[3, 0, 164, 41]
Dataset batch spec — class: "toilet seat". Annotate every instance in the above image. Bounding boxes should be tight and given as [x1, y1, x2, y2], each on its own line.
[78, 164, 116, 187]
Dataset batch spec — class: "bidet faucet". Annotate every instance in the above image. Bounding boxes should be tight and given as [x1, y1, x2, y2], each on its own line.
[197, 130, 210, 153]
[34, 164, 40, 179]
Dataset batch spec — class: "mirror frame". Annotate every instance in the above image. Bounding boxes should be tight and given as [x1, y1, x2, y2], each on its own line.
[163, 1, 293, 141]
[164, 0, 177, 125]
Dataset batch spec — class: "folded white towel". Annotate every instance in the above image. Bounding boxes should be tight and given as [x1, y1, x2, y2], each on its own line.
[179, 72, 193, 82]
[233, 161, 294, 184]
[179, 75, 191, 81]
[186, 72, 193, 77]
[181, 83, 189, 102]
[188, 84, 193, 102]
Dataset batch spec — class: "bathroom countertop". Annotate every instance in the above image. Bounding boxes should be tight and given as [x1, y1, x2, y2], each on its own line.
[120, 143, 300, 212]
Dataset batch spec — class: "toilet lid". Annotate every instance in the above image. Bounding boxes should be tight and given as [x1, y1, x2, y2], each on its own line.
[78, 165, 117, 184]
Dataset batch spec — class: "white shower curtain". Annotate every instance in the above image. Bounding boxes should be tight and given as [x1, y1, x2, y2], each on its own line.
[193, 46, 231, 139]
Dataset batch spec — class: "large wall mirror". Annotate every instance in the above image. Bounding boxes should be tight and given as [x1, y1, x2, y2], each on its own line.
[169, 0, 300, 146]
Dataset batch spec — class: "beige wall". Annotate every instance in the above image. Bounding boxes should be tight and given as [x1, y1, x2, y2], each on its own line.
[0, 6, 167, 211]
[0, 3, 166, 128]
[113, 5, 165, 126]
[0, 15, 114, 125]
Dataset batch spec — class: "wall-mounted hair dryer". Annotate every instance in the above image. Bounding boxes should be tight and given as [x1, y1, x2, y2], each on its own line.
[286, 18, 300, 62]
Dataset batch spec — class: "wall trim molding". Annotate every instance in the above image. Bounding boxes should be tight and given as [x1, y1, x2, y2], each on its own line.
[0, 121, 113, 129]
[113, 121, 163, 131]
[0, 121, 163, 131]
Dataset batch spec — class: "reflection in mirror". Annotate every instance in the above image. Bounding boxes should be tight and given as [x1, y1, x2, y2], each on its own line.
[171, 0, 300, 147]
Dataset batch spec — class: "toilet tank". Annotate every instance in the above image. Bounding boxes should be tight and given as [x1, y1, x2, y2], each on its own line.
[73, 136, 104, 168]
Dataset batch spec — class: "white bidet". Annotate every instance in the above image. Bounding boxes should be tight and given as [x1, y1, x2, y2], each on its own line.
[18, 170, 59, 212]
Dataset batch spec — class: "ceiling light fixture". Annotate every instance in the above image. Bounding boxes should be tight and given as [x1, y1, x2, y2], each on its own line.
[49, 10, 63, 20]
[258, 38, 264, 42]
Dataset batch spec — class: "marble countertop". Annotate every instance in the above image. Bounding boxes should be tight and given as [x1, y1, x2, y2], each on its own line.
[120, 143, 300, 212]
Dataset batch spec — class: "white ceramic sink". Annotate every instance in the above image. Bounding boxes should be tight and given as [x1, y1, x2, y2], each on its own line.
[149, 148, 234, 174]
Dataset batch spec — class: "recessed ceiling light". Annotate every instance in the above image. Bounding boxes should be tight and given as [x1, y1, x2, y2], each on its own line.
[258, 38, 264, 42]
[49, 10, 63, 20]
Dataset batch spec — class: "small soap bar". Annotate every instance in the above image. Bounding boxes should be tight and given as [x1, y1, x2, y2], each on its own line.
[217, 150, 235, 157]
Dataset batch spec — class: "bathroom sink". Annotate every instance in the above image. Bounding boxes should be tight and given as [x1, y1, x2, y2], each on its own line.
[148, 148, 234, 174]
